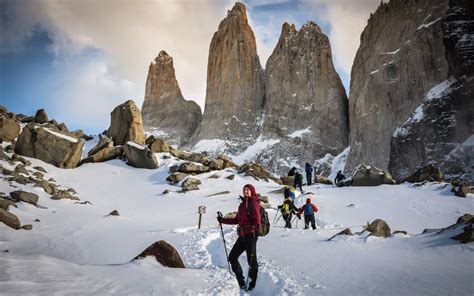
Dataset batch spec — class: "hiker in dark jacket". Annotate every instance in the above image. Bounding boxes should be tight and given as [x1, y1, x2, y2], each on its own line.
[334, 170, 346, 185]
[297, 197, 319, 230]
[305, 163, 313, 186]
[293, 171, 304, 193]
[217, 184, 261, 291]
[288, 167, 297, 176]
[278, 198, 298, 228]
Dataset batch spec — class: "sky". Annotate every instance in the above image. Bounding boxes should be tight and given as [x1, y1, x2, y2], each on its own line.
[0, 0, 382, 134]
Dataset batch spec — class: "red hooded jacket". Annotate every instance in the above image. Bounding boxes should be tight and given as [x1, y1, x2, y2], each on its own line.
[222, 184, 261, 237]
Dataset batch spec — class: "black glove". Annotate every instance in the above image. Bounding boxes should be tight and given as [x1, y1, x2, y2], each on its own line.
[297, 214, 301, 220]
[217, 216, 223, 223]
[277, 205, 282, 209]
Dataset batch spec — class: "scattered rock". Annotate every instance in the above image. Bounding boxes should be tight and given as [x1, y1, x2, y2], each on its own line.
[238, 162, 279, 183]
[0, 198, 17, 210]
[148, 137, 170, 153]
[452, 182, 470, 198]
[51, 190, 79, 201]
[188, 153, 209, 165]
[162, 189, 171, 195]
[14, 164, 29, 176]
[48, 178, 56, 182]
[123, 142, 158, 169]
[34, 109, 49, 124]
[10, 191, 39, 206]
[135, 240, 185, 268]
[75, 201, 93, 205]
[166, 172, 189, 184]
[34, 166, 47, 173]
[392, 231, 408, 235]
[11, 153, 29, 165]
[87, 135, 113, 157]
[15, 123, 84, 168]
[226, 174, 235, 180]
[218, 155, 239, 169]
[352, 164, 395, 186]
[209, 159, 224, 170]
[314, 175, 333, 185]
[33, 171, 44, 179]
[179, 162, 209, 174]
[21, 224, 33, 230]
[162, 155, 171, 159]
[404, 164, 443, 183]
[208, 174, 220, 179]
[0, 147, 10, 161]
[107, 100, 146, 146]
[34, 179, 56, 195]
[0, 208, 21, 229]
[181, 177, 201, 192]
[169, 148, 191, 160]
[328, 228, 353, 241]
[207, 191, 231, 197]
[107, 210, 120, 216]
[83, 146, 124, 164]
[0, 118, 21, 142]
[34, 219, 40, 222]
[367, 219, 391, 237]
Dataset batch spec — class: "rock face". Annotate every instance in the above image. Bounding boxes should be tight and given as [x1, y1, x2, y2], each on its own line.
[142, 51, 202, 147]
[107, 100, 145, 146]
[15, 123, 84, 168]
[347, 0, 473, 183]
[259, 22, 349, 173]
[190, 2, 265, 152]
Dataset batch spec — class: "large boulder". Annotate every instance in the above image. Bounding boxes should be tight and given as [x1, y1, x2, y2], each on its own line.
[51, 190, 79, 201]
[10, 190, 39, 206]
[135, 240, 185, 268]
[188, 153, 209, 165]
[34, 180, 56, 195]
[218, 155, 239, 169]
[123, 142, 158, 169]
[107, 100, 145, 146]
[14, 123, 84, 168]
[367, 219, 391, 237]
[208, 159, 224, 170]
[403, 165, 444, 183]
[82, 146, 124, 165]
[166, 172, 189, 184]
[0, 118, 21, 142]
[238, 162, 279, 183]
[351, 164, 395, 186]
[34, 109, 49, 124]
[181, 177, 201, 192]
[169, 148, 191, 160]
[0, 208, 21, 229]
[451, 214, 473, 243]
[148, 137, 170, 153]
[314, 175, 333, 185]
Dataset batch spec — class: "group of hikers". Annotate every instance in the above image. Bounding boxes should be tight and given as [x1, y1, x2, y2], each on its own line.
[290, 163, 348, 188]
[216, 181, 320, 291]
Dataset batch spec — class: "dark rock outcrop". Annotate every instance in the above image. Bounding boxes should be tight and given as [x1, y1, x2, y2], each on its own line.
[142, 51, 202, 147]
[190, 2, 265, 153]
[107, 100, 145, 146]
[135, 240, 185, 268]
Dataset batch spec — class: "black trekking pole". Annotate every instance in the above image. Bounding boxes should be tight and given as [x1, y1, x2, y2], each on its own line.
[217, 211, 232, 274]
[272, 210, 279, 224]
[274, 213, 282, 225]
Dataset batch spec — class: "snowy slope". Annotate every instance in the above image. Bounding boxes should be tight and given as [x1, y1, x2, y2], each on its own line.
[1, 147, 473, 295]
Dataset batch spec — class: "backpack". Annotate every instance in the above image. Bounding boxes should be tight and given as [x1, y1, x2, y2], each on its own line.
[303, 204, 314, 216]
[258, 206, 270, 236]
[281, 203, 290, 214]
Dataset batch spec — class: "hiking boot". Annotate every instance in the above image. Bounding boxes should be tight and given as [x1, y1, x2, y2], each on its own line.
[247, 280, 256, 291]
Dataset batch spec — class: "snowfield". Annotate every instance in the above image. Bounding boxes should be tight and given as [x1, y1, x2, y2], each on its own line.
[1, 145, 473, 295]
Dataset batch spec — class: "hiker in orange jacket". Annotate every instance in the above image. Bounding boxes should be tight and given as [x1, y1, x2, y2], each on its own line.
[297, 197, 318, 230]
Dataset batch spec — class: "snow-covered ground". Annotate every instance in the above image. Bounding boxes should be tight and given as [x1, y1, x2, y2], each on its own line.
[1, 145, 473, 295]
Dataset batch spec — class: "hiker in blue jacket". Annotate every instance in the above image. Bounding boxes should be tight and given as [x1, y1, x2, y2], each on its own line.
[297, 197, 319, 230]
[305, 163, 313, 186]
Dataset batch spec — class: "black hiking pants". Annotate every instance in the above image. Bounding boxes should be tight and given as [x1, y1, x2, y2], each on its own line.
[228, 234, 259, 285]
[304, 214, 316, 229]
[306, 172, 312, 185]
[283, 213, 293, 228]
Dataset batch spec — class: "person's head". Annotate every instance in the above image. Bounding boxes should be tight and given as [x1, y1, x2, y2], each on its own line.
[306, 197, 312, 204]
[243, 184, 256, 198]
[338, 170, 342, 174]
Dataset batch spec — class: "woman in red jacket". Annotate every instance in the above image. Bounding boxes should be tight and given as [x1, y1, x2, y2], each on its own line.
[217, 184, 261, 291]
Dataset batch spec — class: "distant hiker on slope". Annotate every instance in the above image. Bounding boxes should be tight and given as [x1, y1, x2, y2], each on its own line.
[288, 167, 297, 176]
[278, 198, 298, 228]
[217, 184, 261, 291]
[294, 171, 304, 193]
[305, 162, 313, 186]
[297, 197, 319, 230]
[334, 170, 346, 186]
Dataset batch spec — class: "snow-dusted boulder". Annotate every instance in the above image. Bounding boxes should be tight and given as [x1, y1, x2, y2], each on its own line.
[403, 164, 444, 183]
[169, 148, 191, 160]
[14, 123, 84, 168]
[178, 162, 208, 174]
[166, 172, 188, 184]
[208, 159, 224, 170]
[123, 141, 158, 169]
[181, 177, 201, 192]
[0, 198, 16, 211]
[367, 219, 391, 237]
[87, 136, 113, 157]
[135, 240, 185, 268]
[238, 161, 280, 183]
[0, 118, 21, 142]
[352, 164, 395, 186]
[146, 136, 170, 153]
[0, 208, 21, 229]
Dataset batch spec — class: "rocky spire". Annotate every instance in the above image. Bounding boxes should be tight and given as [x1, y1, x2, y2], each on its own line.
[190, 2, 265, 152]
[142, 50, 202, 147]
[258, 21, 348, 173]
